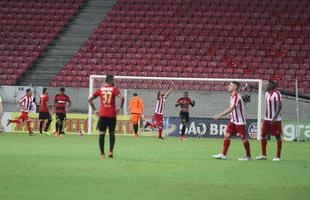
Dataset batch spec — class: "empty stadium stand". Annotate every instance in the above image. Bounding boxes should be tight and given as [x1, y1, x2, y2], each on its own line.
[0, 0, 85, 85]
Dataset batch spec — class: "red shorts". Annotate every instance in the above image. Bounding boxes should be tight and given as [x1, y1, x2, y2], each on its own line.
[226, 122, 247, 138]
[155, 113, 163, 126]
[18, 111, 30, 122]
[262, 120, 282, 136]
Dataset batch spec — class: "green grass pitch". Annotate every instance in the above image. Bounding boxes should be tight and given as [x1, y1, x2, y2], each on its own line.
[0, 134, 309, 200]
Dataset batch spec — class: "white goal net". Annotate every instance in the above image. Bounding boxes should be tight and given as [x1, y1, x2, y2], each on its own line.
[88, 75, 263, 139]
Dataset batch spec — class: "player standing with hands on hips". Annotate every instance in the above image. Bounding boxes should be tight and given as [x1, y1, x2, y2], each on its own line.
[88, 75, 124, 159]
[212, 82, 252, 160]
[256, 80, 283, 161]
[175, 91, 195, 141]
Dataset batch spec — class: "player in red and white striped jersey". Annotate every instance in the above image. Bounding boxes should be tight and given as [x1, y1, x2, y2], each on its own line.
[7, 89, 34, 135]
[212, 82, 251, 160]
[256, 80, 283, 161]
[144, 81, 174, 140]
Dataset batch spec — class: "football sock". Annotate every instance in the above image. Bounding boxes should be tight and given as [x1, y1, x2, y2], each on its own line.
[39, 121, 44, 133]
[133, 124, 138, 134]
[55, 121, 59, 132]
[181, 124, 186, 136]
[261, 137, 267, 156]
[59, 120, 64, 133]
[44, 119, 52, 132]
[222, 138, 230, 156]
[242, 140, 251, 158]
[27, 121, 32, 133]
[109, 132, 115, 152]
[158, 128, 163, 138]
[99, 134, 105, 154]
[276, 135, 282, 158]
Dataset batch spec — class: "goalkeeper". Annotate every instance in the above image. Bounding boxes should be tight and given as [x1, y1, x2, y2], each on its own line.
[128, 93, 144, 137]
[175, 92, 195, 141]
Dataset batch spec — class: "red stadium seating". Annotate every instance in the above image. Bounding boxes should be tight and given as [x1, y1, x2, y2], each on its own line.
[49, 0, 308, 93]
[0, 0, 85, 85]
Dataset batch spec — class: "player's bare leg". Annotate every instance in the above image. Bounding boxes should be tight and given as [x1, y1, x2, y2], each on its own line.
[99, 132, 106, 159]
[212, 132, 230, 160]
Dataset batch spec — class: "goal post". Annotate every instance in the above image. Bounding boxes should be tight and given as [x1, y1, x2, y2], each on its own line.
[88, 75, 263, 140]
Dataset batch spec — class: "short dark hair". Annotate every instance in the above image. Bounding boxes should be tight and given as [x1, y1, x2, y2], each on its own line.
[43, 88, 48, 94]
[133, 93, 138, 96]
[232, 81, 240, 89]
[60, 88, 65, 92]
[105, 75, 114, 85]
[26, 88, 31, 93]
[268, 80, 277, 89]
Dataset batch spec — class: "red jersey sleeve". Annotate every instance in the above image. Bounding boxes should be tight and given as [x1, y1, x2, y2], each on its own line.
[176, 98, 183, 103]
[113, 87, 120, 96]
[67, 95, 71, 103]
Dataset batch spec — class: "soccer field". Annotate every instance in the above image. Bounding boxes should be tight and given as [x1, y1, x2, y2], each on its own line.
[0, 134, 309, 200]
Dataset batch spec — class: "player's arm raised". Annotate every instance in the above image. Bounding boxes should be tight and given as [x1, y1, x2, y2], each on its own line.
[165, 81, 175, 97]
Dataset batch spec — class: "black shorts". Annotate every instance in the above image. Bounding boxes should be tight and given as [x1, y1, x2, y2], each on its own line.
[180, 111, 190, 124]
[56, 113, 66, 121]
[39, 112, 51, 120]
[97, 117, 117, 133]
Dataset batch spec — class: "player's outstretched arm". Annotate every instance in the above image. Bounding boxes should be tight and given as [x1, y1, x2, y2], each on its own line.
[165, 81, 175, 97]
[213, 105, 235, 120]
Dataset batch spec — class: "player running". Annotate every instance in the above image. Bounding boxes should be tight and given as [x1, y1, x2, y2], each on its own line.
[7, 89, 35, 136]
[144, 81, 174, 140]
[39, 88, 52, 135]
[175, 91, 195, 141]
[128, 93, 144, 137]
[54, 88, 71, 137]
[212, 81, 251, 160]
[88, 75, 124, 159]
[256, 80, 283, 161]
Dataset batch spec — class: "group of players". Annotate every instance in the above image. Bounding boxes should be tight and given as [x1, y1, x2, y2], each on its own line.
[6, 75, 283, 161]
[88, 75, 283, 161]
[7, 87, 71, 137]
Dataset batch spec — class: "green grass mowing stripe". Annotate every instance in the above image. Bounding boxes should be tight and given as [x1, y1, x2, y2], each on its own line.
[0, 134, 309, 200]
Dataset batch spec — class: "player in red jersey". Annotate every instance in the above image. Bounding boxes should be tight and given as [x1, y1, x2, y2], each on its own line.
[54, 88, 71, 137]
[256, 80, 283, 161]
[39, 88, 52, 135]
[88, 75, 124, 159]
[7, 89, 34, 136]
[212, 82, 251, 160]
[144, 81, 174, 140]
[175, 91, 195, 141]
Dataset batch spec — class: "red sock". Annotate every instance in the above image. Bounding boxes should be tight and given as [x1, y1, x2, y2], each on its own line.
[276, 138, 282, 158]
[158, 128, 162, 138]
[261, 137, 267, 156]
[243, 140, 251, 157]
[10, 119, 20, 123]
[27, 121, 32, 133]
[222, 139, 230, 156]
